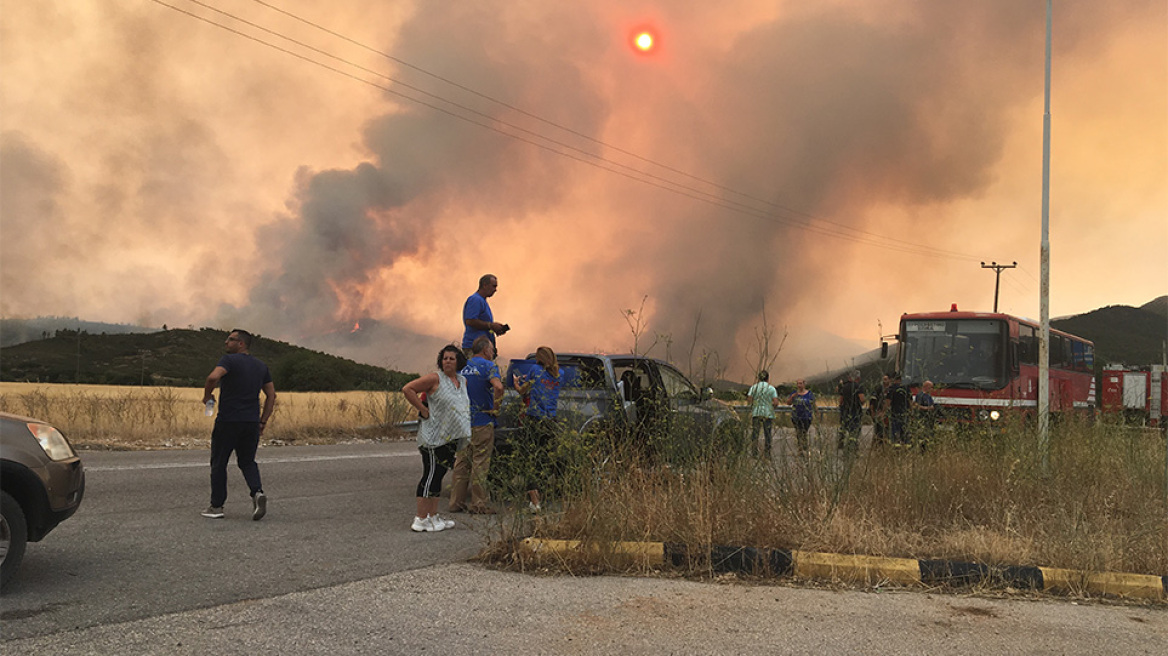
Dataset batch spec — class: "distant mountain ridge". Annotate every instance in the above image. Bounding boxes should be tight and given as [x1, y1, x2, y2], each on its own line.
[1, 317, 155, 348]
[1052, 301, 1166, 367]
[0, 327, 413, 391]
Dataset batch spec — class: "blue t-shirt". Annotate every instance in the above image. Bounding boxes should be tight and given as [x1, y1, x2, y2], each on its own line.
[461, 293, 494, 349]
[461, 356, 501, 427]
[526, 368, 561, 418]
[791, 390, 815, 422]
[215, 353, 272, 423]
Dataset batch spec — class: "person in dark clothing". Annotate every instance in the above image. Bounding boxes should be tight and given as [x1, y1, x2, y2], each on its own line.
[885, 372, 912, 446]
[201, 329, 276, 520]
[869, 374, 891, 446]
[787, 379, 815, 454]
[514, 346, 562, 512]
[911, 380, 937, 451]
[836, 369, 866, 452]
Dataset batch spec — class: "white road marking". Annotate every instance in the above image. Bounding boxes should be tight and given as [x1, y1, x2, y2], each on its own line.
[86, 451, 414, 472]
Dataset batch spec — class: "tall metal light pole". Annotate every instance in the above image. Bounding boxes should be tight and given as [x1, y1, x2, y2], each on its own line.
[1038, 0, 1053, 473]
[980, 261, 1017, 312]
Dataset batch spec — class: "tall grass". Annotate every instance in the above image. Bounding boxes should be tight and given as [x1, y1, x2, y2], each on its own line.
[0, 382, 414, 448]
[501, 418, 1167, 578]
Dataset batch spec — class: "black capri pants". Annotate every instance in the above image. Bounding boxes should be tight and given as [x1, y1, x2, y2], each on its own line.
[417, 442, 459, 498]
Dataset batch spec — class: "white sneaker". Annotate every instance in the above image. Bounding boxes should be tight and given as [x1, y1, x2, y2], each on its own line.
[428, 514, 454, 531]
[411, 516, 432, 532]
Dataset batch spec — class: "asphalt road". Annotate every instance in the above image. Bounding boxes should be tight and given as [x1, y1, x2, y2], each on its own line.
[3, 440, 1165, 654]
[1, 442, 484, 641]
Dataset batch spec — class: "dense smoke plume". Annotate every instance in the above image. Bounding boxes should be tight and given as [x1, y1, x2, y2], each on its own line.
[2, 1, 1164, 379]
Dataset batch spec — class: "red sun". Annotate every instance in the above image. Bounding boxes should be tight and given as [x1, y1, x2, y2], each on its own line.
[630, 28, 658, 54]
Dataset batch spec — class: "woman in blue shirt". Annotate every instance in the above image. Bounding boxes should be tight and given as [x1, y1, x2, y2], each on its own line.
[514, 346, 561, 511]
[787, 379, 815, 454]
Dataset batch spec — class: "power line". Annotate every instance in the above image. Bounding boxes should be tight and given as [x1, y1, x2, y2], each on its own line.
[150, 0, 993, 262]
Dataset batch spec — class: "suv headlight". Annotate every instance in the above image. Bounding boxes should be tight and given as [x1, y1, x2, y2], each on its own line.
[27, 422, 77, 461]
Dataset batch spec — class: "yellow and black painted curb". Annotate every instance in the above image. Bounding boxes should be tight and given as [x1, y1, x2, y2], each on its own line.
[521, 539, 1166, 601]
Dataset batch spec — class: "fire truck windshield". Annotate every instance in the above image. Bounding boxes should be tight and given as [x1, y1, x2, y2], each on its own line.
[901, 319, 1007, 389]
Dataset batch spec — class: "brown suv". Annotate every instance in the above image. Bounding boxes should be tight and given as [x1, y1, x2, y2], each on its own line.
[1, 411, 86, 589]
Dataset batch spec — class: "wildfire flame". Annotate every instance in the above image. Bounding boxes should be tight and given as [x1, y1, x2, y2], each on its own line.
[351, 321, 361, 333]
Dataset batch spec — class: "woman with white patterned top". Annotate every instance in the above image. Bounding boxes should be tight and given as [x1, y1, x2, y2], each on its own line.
[402, 345, 471, 532]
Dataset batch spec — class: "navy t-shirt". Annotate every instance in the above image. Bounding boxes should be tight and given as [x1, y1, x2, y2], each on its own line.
[791, 391, 815, 422]
[215, 353, 272, 422]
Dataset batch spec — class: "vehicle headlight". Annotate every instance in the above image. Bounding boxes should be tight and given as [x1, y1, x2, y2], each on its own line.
[27, 422, 77, 461]
[977, 409, 990, 421]
[989, 410, 1001, 421]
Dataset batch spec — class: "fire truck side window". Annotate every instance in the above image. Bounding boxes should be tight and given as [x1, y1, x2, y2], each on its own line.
[1018, 324, 1038, 365]
[1070, 340, 1094, 372]
[1050, 335, 1072, 368]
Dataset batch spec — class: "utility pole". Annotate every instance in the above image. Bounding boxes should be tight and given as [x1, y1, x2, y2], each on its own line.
[980, 261, 1017, 312]
[1038, 0, 1053, 475]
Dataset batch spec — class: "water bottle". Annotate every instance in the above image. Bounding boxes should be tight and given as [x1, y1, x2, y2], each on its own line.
[204, 399, 215, 417]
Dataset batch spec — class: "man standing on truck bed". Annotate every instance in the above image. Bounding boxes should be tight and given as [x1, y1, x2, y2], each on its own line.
[462, 274, 510, 358]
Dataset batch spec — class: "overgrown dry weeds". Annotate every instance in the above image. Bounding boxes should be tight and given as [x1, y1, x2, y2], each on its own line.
[494, 419, 1167, 584]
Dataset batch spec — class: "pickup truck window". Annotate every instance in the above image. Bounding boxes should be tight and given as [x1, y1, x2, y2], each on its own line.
[611, 361, 653, 402]
[658, 363, 698, 402]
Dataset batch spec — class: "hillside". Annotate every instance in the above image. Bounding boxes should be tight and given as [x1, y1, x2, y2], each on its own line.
[1052, 304, 1166, 367]
[0, 328, 415, 391]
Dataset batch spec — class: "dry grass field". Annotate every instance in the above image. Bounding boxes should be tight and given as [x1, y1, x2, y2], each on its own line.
[0, 382, 414, 449]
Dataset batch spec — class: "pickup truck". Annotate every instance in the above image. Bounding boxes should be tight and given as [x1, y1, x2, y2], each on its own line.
[496, 352, 742, 462]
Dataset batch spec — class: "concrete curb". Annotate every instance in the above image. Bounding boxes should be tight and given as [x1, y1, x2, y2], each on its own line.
[521, 538, 1166, 601]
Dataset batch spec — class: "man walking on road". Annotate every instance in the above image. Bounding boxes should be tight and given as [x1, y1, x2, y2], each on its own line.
[202, 329, 276, 520]
[449, 336, 504, 514]
[462, 274, 510, 358]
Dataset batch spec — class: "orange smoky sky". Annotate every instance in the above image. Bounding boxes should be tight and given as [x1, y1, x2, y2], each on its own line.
[1, 1, 1164, 380]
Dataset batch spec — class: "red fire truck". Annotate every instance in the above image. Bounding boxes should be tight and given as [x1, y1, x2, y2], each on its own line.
[1100, 365, 1166, 427]
[893, 306, 1096, 423]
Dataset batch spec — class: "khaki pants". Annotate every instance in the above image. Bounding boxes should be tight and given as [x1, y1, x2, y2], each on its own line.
[450, 424, 495, 511]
